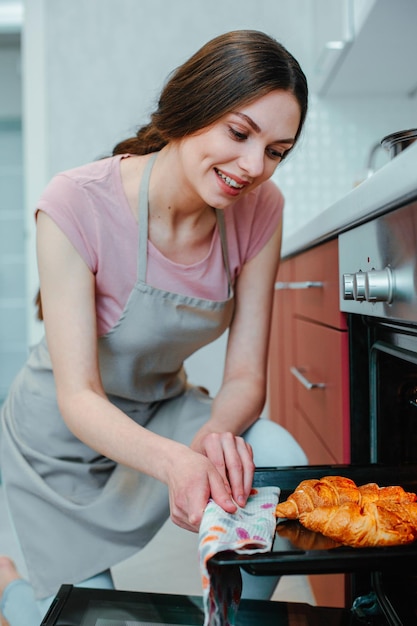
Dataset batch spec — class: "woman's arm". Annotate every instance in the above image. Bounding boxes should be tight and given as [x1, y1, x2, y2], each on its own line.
[36, 211, 237, 530]
[190, 218, 283, 505]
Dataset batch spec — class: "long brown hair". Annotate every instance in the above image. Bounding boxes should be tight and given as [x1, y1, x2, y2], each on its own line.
[35, 30, 308, 321]
[113, 30, 308, 156]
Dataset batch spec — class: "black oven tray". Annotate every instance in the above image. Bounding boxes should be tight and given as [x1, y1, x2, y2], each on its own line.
[210, 464, 417, 576]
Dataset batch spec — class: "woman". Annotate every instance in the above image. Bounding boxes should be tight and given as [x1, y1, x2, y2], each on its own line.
[0, 29, 308, 624]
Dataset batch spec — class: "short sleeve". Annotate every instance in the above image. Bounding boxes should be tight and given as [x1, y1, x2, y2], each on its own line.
[36, 173, 99, 273]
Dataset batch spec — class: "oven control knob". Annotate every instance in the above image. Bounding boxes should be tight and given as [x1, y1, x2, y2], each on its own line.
[354, 271, 366, 301]
[365, 267, 393, 303]
[342, 273, 355, 300]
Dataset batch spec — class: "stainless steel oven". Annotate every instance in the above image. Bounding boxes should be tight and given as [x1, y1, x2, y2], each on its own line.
[339, 198, 417, 466]
[338, 198, 417, 621]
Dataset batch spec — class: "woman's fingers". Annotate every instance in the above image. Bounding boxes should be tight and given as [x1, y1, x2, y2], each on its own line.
[235, 436, 255, 497]
[168, 452, 236, 532]
[201, 432, 255, 507]
[168, 434, 255, 531]
[224, 436, 254, 506]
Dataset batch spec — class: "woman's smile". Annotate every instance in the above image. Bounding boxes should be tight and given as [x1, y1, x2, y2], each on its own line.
[214, 167, 247, 193]
[173, 89, 301, 210]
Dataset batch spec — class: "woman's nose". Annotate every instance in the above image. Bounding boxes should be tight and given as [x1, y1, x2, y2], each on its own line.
[238, 147, 265, 178]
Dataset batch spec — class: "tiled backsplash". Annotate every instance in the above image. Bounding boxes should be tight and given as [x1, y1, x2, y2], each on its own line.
[274, 94, 417, 240]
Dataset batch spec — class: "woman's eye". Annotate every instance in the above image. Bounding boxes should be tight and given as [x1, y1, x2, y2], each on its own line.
[229, 127, 247, 141]
[267, 147, 285, 160]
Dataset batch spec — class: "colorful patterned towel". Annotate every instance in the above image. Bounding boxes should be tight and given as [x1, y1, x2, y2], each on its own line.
[198, 486, 280, 626]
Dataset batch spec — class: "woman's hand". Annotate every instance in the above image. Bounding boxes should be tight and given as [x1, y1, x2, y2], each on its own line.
[191, 430, 254, 501]
[193, 431, 254, 507]
[165, 444, 240, 532]
[165, 433, 254, 532]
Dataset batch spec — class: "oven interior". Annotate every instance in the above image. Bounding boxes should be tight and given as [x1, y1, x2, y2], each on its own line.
[349, 314, 417, 466]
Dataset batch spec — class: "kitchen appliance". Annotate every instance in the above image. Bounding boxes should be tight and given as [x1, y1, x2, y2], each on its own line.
[338, 194, 417, 622]
[338, 198, 417, 466]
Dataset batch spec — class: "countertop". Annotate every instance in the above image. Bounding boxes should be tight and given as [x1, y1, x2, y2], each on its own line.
[281, 141, 417, 259]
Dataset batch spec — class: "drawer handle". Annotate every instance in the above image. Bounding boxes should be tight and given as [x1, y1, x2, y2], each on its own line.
[275, 281, 323, 290]
[290, 366, 326, 390]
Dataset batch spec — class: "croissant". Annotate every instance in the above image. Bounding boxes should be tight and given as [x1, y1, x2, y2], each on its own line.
[275, 476, 416, 519]
[299, 501, 417, 547]
[358, 483, 416, 504]
[275, 476, 360, 519]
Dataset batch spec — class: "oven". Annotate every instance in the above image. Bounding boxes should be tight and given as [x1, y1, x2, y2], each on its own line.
[338, 196, 417, 620]
[339, 198, 417, 466]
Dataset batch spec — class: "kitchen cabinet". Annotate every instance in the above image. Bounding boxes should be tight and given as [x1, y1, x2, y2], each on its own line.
[267, 259, 293, 433]
[269, 237, 349, 464]
[268, 237, 350, 607]
[313, 0, 417, 96]
[311, 0, 354, 94]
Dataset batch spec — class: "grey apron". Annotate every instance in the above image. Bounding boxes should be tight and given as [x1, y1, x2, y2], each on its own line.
[0, 153, 235, 599]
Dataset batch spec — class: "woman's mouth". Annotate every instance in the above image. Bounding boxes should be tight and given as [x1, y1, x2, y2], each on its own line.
[214, 168, 245, 190]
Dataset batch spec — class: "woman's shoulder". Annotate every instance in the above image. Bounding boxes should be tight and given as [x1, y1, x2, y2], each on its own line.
[37, 155, 126, 213]
[49, 155, 121, 188]
[36, 155, 130, 273]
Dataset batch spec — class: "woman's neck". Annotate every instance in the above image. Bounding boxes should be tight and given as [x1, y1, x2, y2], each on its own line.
[121, 150, 217, 265]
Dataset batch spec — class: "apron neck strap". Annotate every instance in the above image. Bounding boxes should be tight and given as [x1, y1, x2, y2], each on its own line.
[137, 152, 158, 281]
[215, 209, 233, 292]
[137, 152, 232, 292]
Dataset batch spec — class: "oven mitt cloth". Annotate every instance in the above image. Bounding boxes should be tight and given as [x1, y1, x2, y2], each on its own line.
[198, 485, 280, 626]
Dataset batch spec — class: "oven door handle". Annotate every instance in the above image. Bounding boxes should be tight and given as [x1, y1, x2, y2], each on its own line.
[275, 281, 323, 290]
[290, 366, 326, 390]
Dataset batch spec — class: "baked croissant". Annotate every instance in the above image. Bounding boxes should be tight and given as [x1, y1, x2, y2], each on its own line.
[358, 483, 416, 504]
[299, 501, 417, 547]
[275, 476, 416, 519]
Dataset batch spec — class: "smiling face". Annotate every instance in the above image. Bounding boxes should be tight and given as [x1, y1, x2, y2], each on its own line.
[174, 89, 301, 210]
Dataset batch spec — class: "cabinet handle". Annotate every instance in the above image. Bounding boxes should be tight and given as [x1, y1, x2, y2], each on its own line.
[275, 281, 323, 290]
[290, 366, 326, 390]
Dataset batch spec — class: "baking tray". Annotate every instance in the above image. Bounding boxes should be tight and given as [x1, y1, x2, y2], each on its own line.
[210, 464, 417, 576]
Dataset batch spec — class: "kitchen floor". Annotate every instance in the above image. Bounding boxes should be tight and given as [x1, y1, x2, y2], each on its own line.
[0, 482, 316, 606]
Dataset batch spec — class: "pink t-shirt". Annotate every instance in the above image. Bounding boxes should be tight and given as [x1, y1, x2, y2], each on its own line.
[37, 155, 283, 336]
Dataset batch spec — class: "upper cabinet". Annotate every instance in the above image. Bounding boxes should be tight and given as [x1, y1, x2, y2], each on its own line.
[312, 0, 417, 97]
[311, 0, 354, 94]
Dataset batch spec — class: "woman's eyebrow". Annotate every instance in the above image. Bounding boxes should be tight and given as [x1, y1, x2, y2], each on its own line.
[234, 112, 295, 144]
[234, 112, 261, 133]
